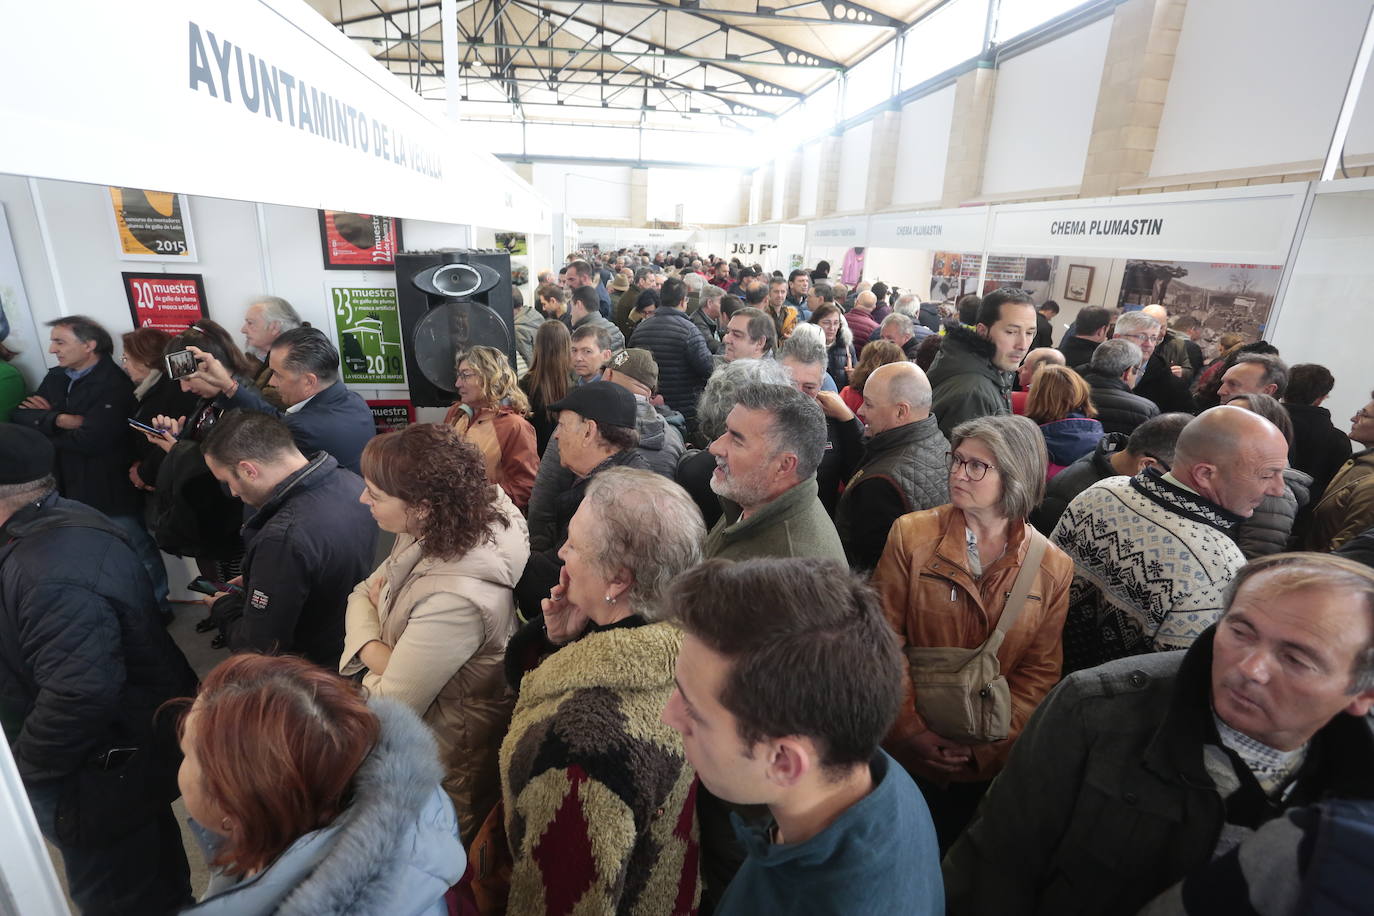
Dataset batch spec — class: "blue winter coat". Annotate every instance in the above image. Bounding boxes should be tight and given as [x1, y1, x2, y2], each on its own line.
[218, 378, 376, 475]
[186, 699, 465, 916]
[1039, 413, 1105, 472]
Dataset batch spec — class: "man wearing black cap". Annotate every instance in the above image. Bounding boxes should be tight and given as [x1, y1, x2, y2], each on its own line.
[0, 424, 198, 915]
[516, 380, 650, 619]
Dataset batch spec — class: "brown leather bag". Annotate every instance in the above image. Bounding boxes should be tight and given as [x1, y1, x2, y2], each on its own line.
[468, 797, 513, 915]
[904, 529, 1047, 744]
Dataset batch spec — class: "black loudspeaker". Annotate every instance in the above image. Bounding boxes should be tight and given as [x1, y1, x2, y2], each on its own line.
[395, 249, 514, 407]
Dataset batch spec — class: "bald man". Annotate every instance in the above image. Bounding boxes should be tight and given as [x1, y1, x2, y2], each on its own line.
[836, 362, 951, 571]
[1011, 347, 1066, 415]
[845, 290, 881, 349]
[1051, 406, 1289, 672]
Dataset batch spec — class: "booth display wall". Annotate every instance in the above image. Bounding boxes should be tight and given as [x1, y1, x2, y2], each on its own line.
[861, 247, 934, 305]
[1269, 183, 1374, 428]
[1044, 256, 1122, 338]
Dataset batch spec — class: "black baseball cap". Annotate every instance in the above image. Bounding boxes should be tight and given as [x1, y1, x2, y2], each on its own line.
[0, 424, 55, 485]
[547, 380, 637, 429]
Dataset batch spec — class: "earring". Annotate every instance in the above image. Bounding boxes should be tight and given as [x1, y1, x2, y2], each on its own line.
[604, 594, 617, 605]
[221, 817, 232, 832]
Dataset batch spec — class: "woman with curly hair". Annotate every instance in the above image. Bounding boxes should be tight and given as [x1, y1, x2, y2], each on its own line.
[443, 345, 539, 511]
[841, 338, 906, 413]
[341, 423, 529, 842]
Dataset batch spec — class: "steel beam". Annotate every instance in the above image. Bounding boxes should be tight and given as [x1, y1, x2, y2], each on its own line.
[335, 0, 902, 29]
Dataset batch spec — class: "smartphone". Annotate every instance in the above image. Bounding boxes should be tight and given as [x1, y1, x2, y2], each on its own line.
[165, 348, 198, 380]
[187, 576, 243, 596]
[127, 417, 168, 437]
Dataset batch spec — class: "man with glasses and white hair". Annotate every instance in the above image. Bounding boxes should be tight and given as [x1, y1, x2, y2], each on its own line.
[1081, 338, 1160, 435]
[240, 295, 302, 408]
[1051, 406, 1289, 673]
[945, 552, 1374, 916]
[1116, 310, 1196, 414]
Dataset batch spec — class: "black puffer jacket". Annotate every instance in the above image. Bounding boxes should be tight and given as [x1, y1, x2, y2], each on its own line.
[1082, 371, 1160, 436]
[0, 492, 196, 785]
[629, 309, 715, 421]
[10, 356, 140, 517]
[1232, 467, 1313, 559]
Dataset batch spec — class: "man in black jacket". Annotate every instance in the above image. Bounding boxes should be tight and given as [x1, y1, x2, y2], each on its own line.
[0, 424, 196, 915]
[778, 336, 863, 516]
[630, 277, 715, 427]
[192, 327, 375, 474]
[1058, 305, 1110, 369]
[11, 316, 173, 616]
[1081, 338, 1160, 435]
[836, 362, 950, 570]
[201, 410, 376, 667]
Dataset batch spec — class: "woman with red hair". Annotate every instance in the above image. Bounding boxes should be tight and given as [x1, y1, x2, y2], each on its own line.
[176, 654, 465, 914]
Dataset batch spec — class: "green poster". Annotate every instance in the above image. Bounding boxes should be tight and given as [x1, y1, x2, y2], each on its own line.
[330, 286, 407, 385]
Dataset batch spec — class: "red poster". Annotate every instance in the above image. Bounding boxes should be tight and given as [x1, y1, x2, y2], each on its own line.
[319, 210, 402, 269]
[368, 399, 415, 435]
[121, 272, 208, 332]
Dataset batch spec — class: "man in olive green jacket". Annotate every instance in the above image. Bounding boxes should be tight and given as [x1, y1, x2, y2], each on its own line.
[701, 382, 844, 563]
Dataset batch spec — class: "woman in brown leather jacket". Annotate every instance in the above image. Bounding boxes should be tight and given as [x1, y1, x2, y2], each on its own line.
[873, 413, 1073, 850]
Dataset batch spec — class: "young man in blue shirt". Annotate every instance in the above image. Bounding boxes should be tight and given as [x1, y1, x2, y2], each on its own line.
[663, 557, 943, 915]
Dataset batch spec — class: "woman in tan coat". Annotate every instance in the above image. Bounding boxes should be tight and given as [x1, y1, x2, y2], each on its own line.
[874, 413, 1073, 850]
[443, 345, 539, 511]
[340, 423, 529, 842]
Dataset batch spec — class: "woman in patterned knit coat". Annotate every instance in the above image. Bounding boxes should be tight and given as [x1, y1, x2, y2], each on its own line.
[500, 468, 705, 915]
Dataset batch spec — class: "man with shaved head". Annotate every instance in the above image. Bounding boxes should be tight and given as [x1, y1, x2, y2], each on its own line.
[836, 362, 951, 570]
[1051, 406, 1290, 672]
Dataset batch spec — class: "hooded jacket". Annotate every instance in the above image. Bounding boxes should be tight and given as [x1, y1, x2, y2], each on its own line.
[630, 308, 716, 422]
[217, 453, 377, 668]
[1082, 370, 1160, 436]
[928, 325, 1014, 439]
[341, 488, 527, 841]
[186, 699, 465, 916]
[1039, 413, 1105, 476]
[0, 492, 197, 786]
[501, 622, 700, 915]
[11, 355, 140, 517]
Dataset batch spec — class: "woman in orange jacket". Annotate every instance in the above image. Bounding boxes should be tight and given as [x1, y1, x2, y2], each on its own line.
[444, 345, 538, 512]
[873, 413, 1073, 850]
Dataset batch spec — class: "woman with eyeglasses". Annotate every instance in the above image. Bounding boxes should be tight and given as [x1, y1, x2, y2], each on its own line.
[873, 413, 1073, 851]
[809, 301, 855, 389]
[444, 345, 539, 512]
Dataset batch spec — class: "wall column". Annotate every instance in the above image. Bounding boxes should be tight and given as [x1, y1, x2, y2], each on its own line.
[1080, 0, 1188, 197]
[817, 134, 843, 215]
[629, 167, 649, 226]
[865, 110, 902, 212]
[941, 65, 997, 207]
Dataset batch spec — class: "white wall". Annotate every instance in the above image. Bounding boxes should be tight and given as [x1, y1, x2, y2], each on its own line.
[646, 168, 744, 226]
[1152, 0, 1374, 178]
[531, 163, 633, 221]
[981, 16, 1112, 196]
[799, 141, 823, 217]
[1044, 256, 1123, 337]
[892, 86, 956, 207]
[836, 122, 874, 213]
[863, 247, 934, 304]
[1270, 185, 1374, 426]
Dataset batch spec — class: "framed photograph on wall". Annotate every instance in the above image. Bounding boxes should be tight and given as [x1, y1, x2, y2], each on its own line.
[1065, 264, 1094, 302]
[319, 211, 403, 269]
[108, 188, 198, 262]
[122, 272, 208, 332]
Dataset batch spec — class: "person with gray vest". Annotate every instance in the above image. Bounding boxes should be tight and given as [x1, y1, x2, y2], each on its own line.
[836, 363, 950, 571]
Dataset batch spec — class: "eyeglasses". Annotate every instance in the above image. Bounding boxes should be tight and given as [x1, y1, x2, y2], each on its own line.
[456, 370, 481, 381]
[1117, 332, 1162, 345]
[947, 452, 998, 481]
[1354, 410, 1374, 421]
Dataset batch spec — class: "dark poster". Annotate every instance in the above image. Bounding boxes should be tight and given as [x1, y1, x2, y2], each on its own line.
[319, 210, 402, 269]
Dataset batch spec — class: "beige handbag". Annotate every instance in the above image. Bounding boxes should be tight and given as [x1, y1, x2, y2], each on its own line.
[904, 529, 1047, 744]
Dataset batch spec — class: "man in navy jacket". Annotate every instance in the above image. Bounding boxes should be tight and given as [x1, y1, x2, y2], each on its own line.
[200, 409, 376, 667]
[192, 327, 375, 474]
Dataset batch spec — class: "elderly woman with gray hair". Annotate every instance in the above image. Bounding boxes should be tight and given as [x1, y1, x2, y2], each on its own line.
[497, 468, 706, 914]
[873, 413, 1074, 851]
[676, 357, 792, 526]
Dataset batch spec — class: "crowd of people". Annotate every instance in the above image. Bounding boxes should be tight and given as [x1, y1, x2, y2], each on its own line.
[1, 247, 1373, 916]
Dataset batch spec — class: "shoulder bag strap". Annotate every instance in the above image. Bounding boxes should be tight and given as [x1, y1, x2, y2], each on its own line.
[995, 526, 1047, 636]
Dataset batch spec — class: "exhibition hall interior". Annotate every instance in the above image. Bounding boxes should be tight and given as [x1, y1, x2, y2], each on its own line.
[4, 0, 1374, 914]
